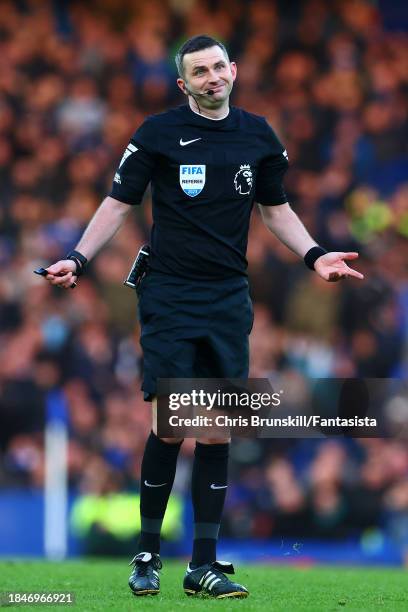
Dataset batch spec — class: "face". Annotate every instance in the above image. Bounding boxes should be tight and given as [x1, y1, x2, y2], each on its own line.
[177, 45, 237, 108]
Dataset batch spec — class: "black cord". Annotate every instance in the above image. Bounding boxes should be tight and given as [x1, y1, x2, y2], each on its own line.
[185, 84, 202, 114]
[190, 92, 201, 115]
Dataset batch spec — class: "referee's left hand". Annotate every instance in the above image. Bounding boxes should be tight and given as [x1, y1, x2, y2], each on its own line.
[314, 252, 364, 282]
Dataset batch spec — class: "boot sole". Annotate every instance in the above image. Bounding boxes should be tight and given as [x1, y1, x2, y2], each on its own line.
[184, 588, 248, 598]
[131, 589, 160, 596]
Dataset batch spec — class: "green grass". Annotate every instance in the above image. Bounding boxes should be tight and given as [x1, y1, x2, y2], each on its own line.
[0, 560, 407, 611]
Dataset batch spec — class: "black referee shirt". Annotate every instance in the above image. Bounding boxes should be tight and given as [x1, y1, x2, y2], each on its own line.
[109, 104, 288, 280]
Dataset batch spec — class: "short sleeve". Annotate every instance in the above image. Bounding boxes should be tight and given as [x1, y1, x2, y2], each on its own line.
[255, 120, 289, 206]
[108, 118, 157, 205]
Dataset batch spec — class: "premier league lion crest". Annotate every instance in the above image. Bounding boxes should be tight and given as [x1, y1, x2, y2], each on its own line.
[234, 164, 253, 195]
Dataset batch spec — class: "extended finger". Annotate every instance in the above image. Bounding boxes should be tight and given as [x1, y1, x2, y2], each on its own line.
[345, 266, 364, 280]
[342, 252, 359, 260]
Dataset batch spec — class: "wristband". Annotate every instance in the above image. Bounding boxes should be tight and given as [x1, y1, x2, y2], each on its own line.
[304, 246, 327, 271]
[66, 250, 88, 276]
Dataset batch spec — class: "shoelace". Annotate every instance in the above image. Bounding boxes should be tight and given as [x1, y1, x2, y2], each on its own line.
[135, 561, 149, 577]
[131, 556, 162, 577]
[207, 561, 235, 584]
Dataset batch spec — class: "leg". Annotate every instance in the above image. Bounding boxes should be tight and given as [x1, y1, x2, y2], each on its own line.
[183, 435, 248, 598]
[138, 397, 183, 554]
[190, 435, 230, 567]
[189, 280, 250, 566]
[129, 399, 184, 595]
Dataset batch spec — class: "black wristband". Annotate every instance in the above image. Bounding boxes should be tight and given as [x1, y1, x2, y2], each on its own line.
[304, 246, 327, 271]
[66, 250, 88, 276]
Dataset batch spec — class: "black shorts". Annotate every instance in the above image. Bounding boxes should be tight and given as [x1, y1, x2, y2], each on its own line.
[137, 271, 254, 401]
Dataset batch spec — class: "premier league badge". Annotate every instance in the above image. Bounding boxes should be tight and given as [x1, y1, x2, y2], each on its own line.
[234, 164, 253, 195]
[179, 165, 206, 197]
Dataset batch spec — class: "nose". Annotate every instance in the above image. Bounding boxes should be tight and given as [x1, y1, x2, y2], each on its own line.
[208, 69, 221, 83]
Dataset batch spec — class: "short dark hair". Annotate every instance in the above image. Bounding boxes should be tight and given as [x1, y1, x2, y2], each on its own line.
[175, 35, 229, 78]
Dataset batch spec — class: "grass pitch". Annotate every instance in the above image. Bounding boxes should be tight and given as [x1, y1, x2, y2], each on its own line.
[0, 560, 407, 611]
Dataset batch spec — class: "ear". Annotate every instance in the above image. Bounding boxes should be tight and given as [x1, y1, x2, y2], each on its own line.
[177, 78, 188, 95]
[230, 62, 237, 82]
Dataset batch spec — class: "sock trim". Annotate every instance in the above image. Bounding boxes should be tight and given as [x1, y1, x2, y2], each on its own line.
[194, 522, 220, 539]
[141, 516, 164, 533]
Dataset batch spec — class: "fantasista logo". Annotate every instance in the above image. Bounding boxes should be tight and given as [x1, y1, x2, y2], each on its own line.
[179, 165, 206, 197]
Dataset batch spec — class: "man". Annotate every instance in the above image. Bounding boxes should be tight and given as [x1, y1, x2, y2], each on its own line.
[44, 35, 363, 598]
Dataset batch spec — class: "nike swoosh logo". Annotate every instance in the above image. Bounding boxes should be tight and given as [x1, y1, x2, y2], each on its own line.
[180, 138, 202, 146]
[144, 480, 167, 487]
[210, 483, 228, 490]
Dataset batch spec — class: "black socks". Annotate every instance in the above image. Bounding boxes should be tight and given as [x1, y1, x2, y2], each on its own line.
[138, 433, 229, 564]
[191, 441, 230, 567]
[139, 431, 182, 553]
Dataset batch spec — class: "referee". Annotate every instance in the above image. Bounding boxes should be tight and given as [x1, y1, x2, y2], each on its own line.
[44, 35, 364, 599]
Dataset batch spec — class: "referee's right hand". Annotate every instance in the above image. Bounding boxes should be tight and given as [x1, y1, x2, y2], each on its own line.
[43, 259, 78, 289]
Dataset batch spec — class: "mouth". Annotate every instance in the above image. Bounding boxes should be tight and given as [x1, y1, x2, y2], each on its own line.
[208, 84, 225, 93]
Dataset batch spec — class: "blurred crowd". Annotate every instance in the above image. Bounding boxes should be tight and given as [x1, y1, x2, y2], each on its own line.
[0, 0, 407, 553]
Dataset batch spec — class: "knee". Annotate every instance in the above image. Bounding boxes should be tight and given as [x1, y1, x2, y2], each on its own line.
[199, 437, 231, 445]
[157, 436, 184, 444]
[152, 416, 183, 444]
